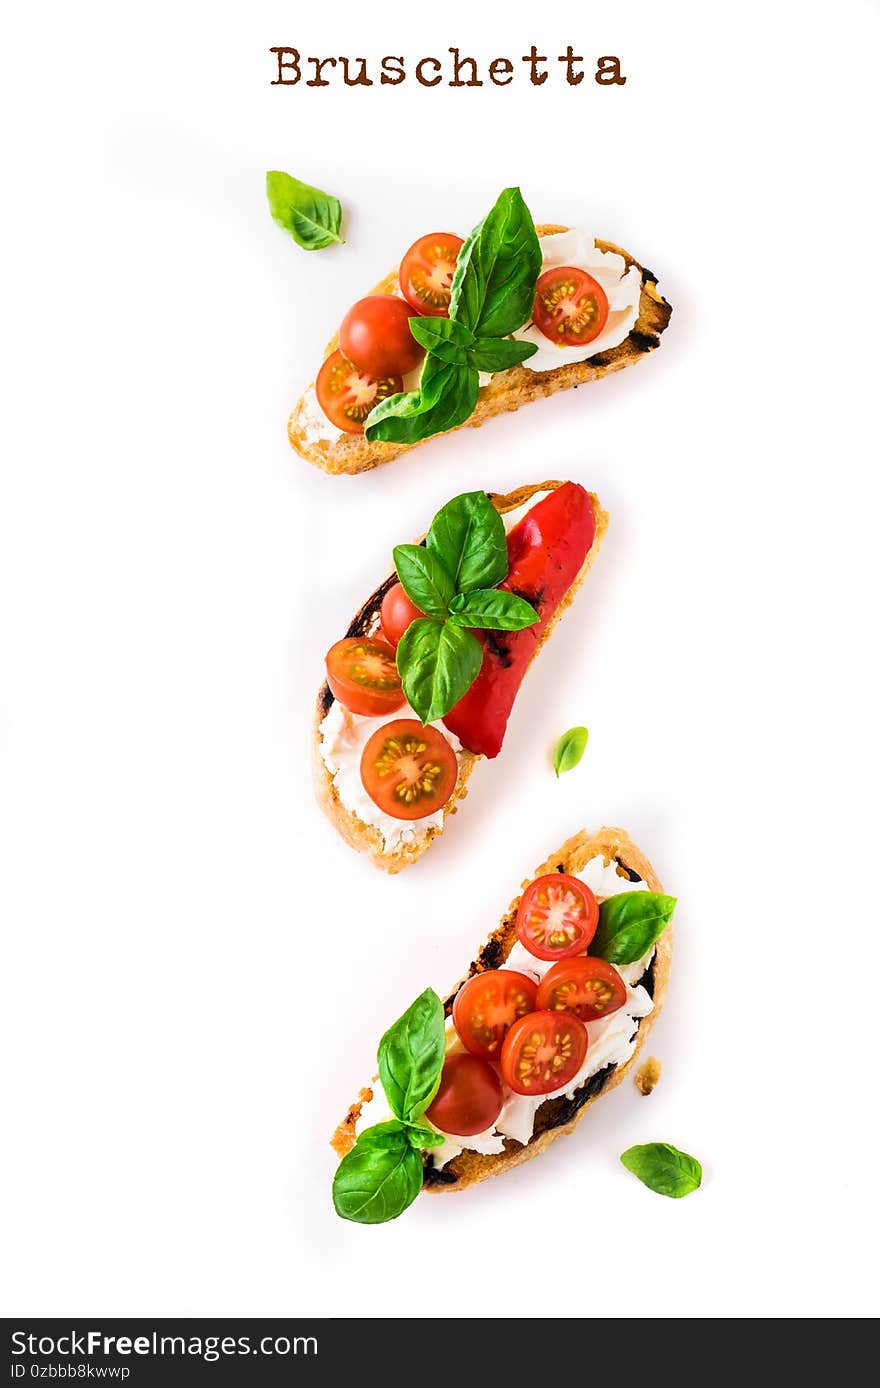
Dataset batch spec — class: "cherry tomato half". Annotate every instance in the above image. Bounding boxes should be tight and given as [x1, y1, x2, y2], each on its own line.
[325, 637, 405, 718]
[399, 233, 464, 317]
[536, 956, 627, 1024]
[360, 719, 458, 821]
[500, 1010, 588, 1097]
[515, 874, 599, 961]
[532, 267, 610, 348]
[380, 582, 424, 648]
[426, 1053, 503, 1136]
[315, 349, 402, 434]
[339, 295, 425, 378]
[452, 969, 538, 1061]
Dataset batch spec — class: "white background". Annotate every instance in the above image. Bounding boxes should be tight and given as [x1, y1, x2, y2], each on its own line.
[2, 0, 878, 1319]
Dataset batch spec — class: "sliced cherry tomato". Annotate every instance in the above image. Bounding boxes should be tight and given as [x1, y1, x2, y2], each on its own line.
[515, 873, 599, 961]
[380, 582, 424, 648]
[315, 349, 402, 434]
[500, 1010, 588, 1097]
[452, 969, 538, 1061]
[536, 956, 627, 1024]
[399, 233, 464, 317]
[426, 1053, 503, 1136]
[325, 637, 405, 717]
[339, 295, 425, 378]
[360, 718, 458, 821]
[532, 267, 610, 348]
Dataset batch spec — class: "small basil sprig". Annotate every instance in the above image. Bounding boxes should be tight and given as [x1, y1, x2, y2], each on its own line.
[393, 491, 539, 723]
[553, 726, 589, 777]
[332, 990, 447, 1226]
[620, 1143, 702, 1199]
[365, 188, 541, 445]
[592, 892, 677, 966]
[266, 171, 343, 250]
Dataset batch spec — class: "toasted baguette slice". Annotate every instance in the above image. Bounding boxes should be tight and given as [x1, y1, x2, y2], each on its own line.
[289, 225, 672, 475]
[332, 826, 673, 1192]
[314, 481, 608, 873]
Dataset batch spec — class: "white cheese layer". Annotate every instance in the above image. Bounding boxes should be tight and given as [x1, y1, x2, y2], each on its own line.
[319, 701, 463, 851]
[511, 230, 643, 375]
[355, 856, 658, 1165]
[317, 492, 552, 850]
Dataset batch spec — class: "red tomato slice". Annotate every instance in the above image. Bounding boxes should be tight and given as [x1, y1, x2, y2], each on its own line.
[536, 957, 627, 1024]
[515, 874, 599, 961]
[425, 1054, 503, 1136]
[399, 233, 464, 317]
[532, 267, 610, 348]
[315, 350, 402, 434]
[452, 969, 538, 1061]
[325, 637, 405, 717]
[339, 295, 425, 378]
[500, 1010, 588, 1097]
[360, 719, 458, 821]
[379, 582, 424, 648]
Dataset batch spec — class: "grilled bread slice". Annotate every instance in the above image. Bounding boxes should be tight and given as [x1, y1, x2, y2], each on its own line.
[314, 482, 608, 872]
[290, 225, 671, 475]
[332, 826, 673, 1190]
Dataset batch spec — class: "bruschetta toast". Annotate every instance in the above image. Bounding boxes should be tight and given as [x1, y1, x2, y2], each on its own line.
[315, 481, 607, 872]
[331, 826, 674, 1221]
[289, 189, 671, 476]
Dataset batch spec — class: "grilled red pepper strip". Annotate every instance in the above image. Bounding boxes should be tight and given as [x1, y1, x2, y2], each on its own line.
[443, 483, 595, 758]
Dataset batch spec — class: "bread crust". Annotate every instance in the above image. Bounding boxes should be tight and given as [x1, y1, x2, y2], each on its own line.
[289, 226, 672, 475]
[331, 827, 673, 1193]
[313, 482, 608, 872]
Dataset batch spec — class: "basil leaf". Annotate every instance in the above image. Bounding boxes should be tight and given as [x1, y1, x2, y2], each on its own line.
[409, 317, 475, 364]
[448, 589, 539, 631]
[469, 337, 538, 374]
[364, 356, 478, 445]
[553, 726, 589, 777]
[592, 892, 677, 965]
[332, 1122, 424, 1225]
[377, 988, 446, 1124]
[265, 171, 343, 250]
[620, 1143, 702, 1199]
[396, 619, 483, 723]
[392, 545, 454, 619]
[449, 187, 543, 339]
[426, 490, 508, 594]
[404, 1123, 445, 1150]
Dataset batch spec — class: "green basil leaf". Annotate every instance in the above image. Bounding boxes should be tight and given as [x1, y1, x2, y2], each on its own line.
[396, 619, 483, 723]
[448, 589, 539, 631]
[391, 545, 454, 619]
[449, 187, 543, 339]
[469, 337, 538, 374]
[332, 1122, 424, 1224]
[409, 317, 475, 364]
[620, 1143, 702, 1199]
[426, 490, 508, 594]
[377, 988, 446, 1124]
[265, 171, 343, 250]
[553, 726, 589, 777]
[404, 1123, 446, 1150]
[364, 356, 478, 445]
[592, 892, 677, 965]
